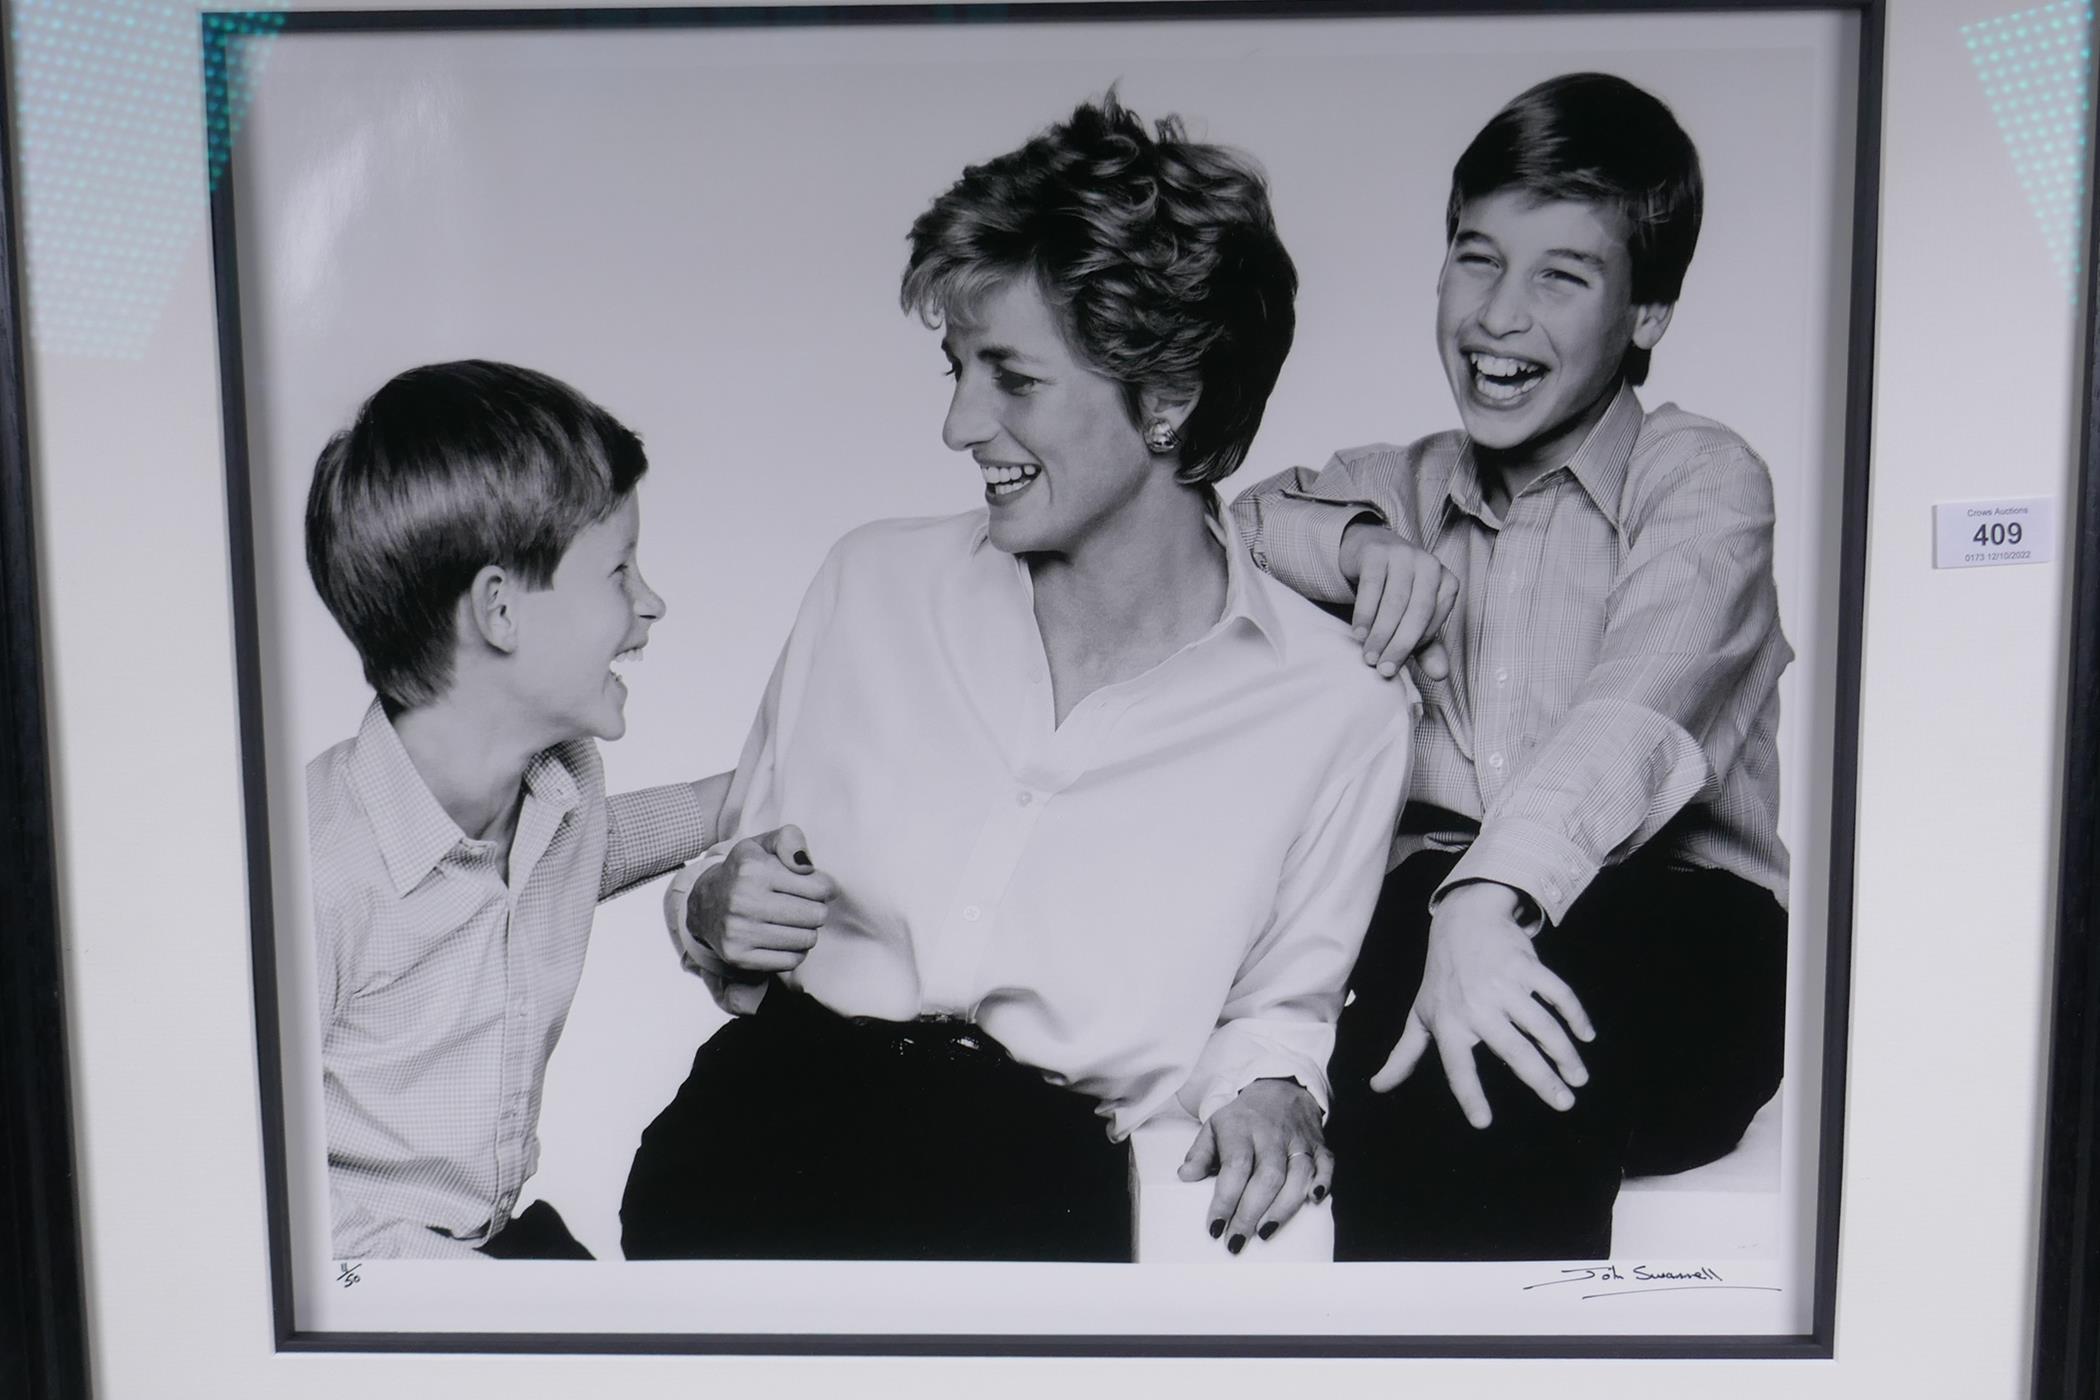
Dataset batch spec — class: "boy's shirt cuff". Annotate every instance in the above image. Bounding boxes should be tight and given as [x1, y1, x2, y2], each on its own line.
[1434, 818, 1599, 928]
[1240, 491, 1386, 605]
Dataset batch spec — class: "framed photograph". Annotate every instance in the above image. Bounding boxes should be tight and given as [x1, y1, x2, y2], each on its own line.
[35, 0, 2099, 1392]
[199, 0, 1881, 1355]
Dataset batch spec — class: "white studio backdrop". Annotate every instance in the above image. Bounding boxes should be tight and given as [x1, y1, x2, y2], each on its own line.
[27, 0, 2088, 1391]
[217, 9, 1854, 1335]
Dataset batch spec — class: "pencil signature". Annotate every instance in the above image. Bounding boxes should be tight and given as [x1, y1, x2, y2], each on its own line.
[1520, 1264, 1781, 1301]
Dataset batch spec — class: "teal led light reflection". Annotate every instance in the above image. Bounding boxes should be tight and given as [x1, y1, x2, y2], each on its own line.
[11, 1, 285, 358]
[1963, 0, 2096, 301]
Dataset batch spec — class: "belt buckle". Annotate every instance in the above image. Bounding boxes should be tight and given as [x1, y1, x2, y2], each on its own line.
[900, 1014, 987, 1063]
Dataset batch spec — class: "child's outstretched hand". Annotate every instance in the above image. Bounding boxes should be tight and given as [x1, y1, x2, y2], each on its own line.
[1369, 881, 1595, 1128]
[683, 824, 838, 975]
[1338, 520, 1459, 682]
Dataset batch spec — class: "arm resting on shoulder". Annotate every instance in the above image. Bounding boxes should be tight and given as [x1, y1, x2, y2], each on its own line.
[1230, 447, 1426, 604]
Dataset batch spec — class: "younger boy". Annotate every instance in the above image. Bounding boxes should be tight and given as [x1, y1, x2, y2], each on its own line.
[1233, 73, 1791, 1259]
[304, 361, 748, 1260]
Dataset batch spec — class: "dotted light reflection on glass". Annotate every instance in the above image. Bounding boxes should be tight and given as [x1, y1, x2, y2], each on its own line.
[12, 2, 284, 359]
[1964, 1, 2096, 301]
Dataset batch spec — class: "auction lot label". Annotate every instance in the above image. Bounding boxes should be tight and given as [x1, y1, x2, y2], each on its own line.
[1934, 497, 2056, 570]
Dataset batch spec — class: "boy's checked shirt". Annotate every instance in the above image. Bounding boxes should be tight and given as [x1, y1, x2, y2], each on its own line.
[1230, 384, 1792, 927]
[308, 700, 712, 1259]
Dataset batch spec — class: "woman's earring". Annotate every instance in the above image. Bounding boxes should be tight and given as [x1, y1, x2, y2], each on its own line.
[1142, 418, 1181, 453]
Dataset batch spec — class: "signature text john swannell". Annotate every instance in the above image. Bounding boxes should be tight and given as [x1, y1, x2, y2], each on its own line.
[1521, 1264, 1782, 1301]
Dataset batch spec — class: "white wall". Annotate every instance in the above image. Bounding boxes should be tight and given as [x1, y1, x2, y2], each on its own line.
[26, 0, 2083, 1393]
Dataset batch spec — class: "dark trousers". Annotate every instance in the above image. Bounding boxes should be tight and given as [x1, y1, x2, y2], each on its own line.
[1329, 848, 1786, 1261]
[621, 985, 1132, 1261]
[479, 1199, 593, 1260]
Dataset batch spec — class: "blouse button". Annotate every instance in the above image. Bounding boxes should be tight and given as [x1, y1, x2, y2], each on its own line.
[962, 906, 981, 921]
[1488, 752, 1505, 770]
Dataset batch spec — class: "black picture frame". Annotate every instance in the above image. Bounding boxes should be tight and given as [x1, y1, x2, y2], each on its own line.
[203, 0, 1884, 1360]
[2032, 91, 2100, 1400]
[0, 12, 93, 1400]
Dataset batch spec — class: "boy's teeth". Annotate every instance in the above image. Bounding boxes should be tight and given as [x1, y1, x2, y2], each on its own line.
[1469, 352, 1545, 403]
[1477, 376, 1537, 404]
[1470, 352, 1540, 378]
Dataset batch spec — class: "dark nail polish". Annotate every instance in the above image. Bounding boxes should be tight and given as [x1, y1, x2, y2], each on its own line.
[1313, 1185, 1328, 1203]
[793, 849, 810, 867]
[1228, 1234, 1246, 1255]
[1258, 1221, 1278, 1241]
[1209, 1218, 1224, 1239]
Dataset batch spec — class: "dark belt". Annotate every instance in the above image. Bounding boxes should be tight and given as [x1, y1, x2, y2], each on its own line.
[758, 980, 1012, 1067]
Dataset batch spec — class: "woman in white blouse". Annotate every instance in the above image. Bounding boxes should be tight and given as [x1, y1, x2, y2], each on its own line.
[620, 93, 1415, 1263]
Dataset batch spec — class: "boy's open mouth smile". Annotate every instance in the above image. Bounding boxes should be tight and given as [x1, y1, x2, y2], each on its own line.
[979, 459, 1042, 502]
[609, 646, 644, 692]
[1467, 351, 1547, 405]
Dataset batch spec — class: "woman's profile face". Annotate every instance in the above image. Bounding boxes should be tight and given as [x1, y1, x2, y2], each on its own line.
[938, 277, 1156, 559]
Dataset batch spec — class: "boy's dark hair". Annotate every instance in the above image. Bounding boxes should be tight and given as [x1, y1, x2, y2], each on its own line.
[1447, 72, 1703, 387]
[902, 90, 1297, 487]
[305, 359, 647, 711]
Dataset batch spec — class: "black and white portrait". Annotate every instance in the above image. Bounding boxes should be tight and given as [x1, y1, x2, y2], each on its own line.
[213, 3, 1868, 1346]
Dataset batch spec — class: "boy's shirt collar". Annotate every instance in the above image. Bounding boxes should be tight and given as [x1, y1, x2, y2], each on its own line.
[1446, 382, 1645, 529]
[346, 699, 582, 897]
[521, 745, 582, 811]
[1563, 382, 1644, 522]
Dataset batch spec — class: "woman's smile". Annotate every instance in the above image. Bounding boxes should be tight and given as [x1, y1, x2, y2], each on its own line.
[936, 278, 1157, 558]
[979, 458, 1043, 501]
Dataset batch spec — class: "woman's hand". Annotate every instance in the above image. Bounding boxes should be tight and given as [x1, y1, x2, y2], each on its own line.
[684, 823, 838, 973]
[1370, 881, 1596, 1127]
[1177, 1078, 1334, 1252]
[1338, 519, 1459, 682]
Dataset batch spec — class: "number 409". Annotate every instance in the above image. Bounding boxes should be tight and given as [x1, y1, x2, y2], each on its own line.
[1973, 522, 2024, 547]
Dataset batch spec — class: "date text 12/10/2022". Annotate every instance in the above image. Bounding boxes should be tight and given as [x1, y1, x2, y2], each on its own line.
[1934, 497, 2055, 569]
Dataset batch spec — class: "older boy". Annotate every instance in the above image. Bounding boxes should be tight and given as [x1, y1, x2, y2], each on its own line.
[304, 361, 794, 1259]
[1233, 73, 1790, 1259]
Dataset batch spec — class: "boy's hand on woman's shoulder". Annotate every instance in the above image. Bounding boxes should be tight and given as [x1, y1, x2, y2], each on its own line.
[685, 824, 838, 975]
[1369, 881, 1595, 1128]
[1338, 520, 1458, 683]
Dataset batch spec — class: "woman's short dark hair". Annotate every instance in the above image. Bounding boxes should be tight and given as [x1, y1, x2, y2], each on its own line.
[305, 359, 648, 711]
[1447, 72, 1703, 387]
[901, 91, 1298, 487]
